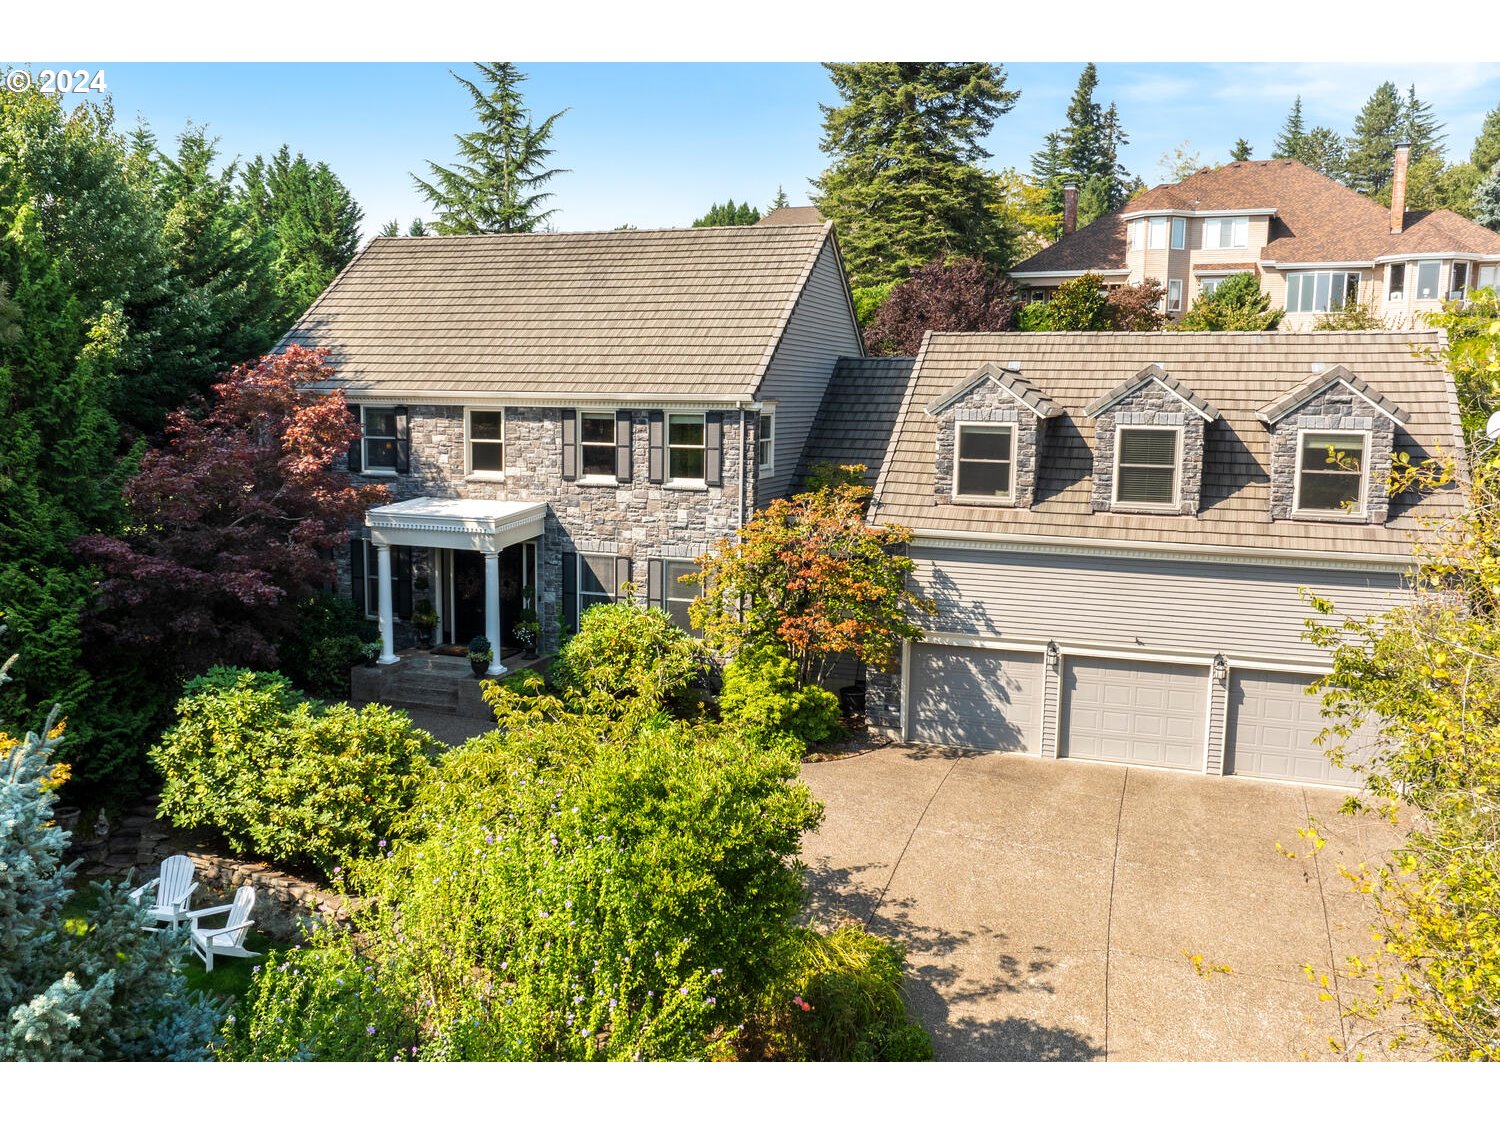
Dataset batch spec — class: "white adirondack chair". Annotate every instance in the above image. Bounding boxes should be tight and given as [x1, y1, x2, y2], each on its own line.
[128, 854, 199, 931]
[185, 886, 260, 971]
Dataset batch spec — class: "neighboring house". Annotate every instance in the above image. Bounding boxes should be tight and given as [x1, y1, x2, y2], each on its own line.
[284, 222, 861, 670]
[1010, 146, 1500, 330]
[758, 205, 826, 227]
[843, 329, 1463, 786]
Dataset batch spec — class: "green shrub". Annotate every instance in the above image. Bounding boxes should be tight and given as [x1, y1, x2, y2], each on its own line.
[720, 644, 842, 746]
[220, 713, 825, 1060]
[743, 926, 933, 1061]
[150, 667, 439, 875]
[549, 601, 706, 717]
[1016, 301, 1055, 331]
[279, 592, 375, 697]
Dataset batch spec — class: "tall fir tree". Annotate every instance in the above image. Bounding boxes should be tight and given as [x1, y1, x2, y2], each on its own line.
[1030, 65, 1133, 227]
[1029, 130, 1065, 213]
[1473, 102, 1500, 176]
[1230, 138, 1253, 162]
[811, 62, 1019, 287]
[1299, 126, 1348, 182]
[1345, 82, 1405, 197]
[414, 62, 569, 235]
[767, 186, 790, 211]
[1271, 97, 1307, 160]
[1401, 84, 1446, 164]
[1474, 166, 1500, 232]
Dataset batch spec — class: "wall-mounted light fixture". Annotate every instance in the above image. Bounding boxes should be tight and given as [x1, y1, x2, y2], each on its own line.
[1046, 640, 1060, 671]
[1212, 652, 1229, 686]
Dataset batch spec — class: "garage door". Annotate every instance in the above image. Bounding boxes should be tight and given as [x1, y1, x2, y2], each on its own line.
[1061, 657, 1207, 769]
[1225, 670, 1373, 787]
[908, 644, 1042, 752]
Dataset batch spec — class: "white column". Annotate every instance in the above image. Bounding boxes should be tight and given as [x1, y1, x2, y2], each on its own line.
[483, 549, 506, 676]
[432, 549, 445, 647]
[376, 544, 399, 665]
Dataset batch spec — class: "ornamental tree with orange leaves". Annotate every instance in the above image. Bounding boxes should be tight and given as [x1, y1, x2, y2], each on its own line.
[75, 345, 387, 680]
[689, 473, 935, 686]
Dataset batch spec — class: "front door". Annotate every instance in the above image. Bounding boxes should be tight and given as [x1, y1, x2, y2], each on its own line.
[447, 544, 537, 651]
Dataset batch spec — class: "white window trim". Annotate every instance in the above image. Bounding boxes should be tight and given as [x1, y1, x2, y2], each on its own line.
[1147, 217, 1168, 250]
[758, 409, 775, 474]
[1204, 216, 1249, 250]
[1291, 429, 1370, 519]
[1111, 424, 1183, 511]
[578, 410, 619, 483]
[1166, 279, 1183, 313]
[663, 558, 699, 632]
[1170, 217, 1186, 250]
[359, 404, 400, 477]
[1128, 220, 1142, 251]
[666, 412, 707, 485]
[1450, 261, 1470, 300]
[952, 422, 1016, 503]
[1286, 271, 1362, 315]
[1413, 259, 1443, 302]
[464, 406, 505, 480]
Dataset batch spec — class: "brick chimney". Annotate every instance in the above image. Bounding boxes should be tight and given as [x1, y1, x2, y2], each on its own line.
[1390, 142, 1410, 235]
[1063, 182, 1078, 236]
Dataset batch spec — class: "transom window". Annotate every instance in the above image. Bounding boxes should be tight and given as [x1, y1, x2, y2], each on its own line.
[665, 560, 699, 633]
[668, 414, 705, 481]
[1286, 271, 1360, 314]
[467, 410, 504, 475]
[579, 412, 617, 478]
[1415, 260, 1442, 301]
[1147, 217, 1168, 249]
[954, 424, 1014, 500]
[1203, 216, 1248, 249]
[362, 406, 399, 472]
[1114, 426, 1180, 507]
[758, 412, 775, 473]
[579, 554, 615, 622]
[1295, 431, 1367, 515]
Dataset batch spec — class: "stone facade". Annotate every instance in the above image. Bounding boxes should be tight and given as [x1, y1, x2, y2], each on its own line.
[931, 378, 1044, 509]
[1267, 383, 1395, 523]
[339, 404, 756, 654]
[1090, 380, 1206, 516]
[864, 664, 902, 737]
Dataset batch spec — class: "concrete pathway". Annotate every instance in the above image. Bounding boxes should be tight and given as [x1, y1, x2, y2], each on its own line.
[800, 745, 1403, 1062]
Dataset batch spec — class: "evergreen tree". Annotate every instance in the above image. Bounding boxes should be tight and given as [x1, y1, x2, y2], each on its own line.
[1175, 271, 1283, 331]
[1230, 138, 1253, 162]
[1401, 84, 1446, 163]
[378, 218, 400, 237]
[1030, 66, 1133, 227]
[812, 63, 1018, 288]
[1272, 97, 1307, 160]
[1473, 102, 1500, 176]
[413, 62, 569, 235]
[1029, 130, 1065, 215]
[1299, 126, 1349, 181]
[409, 218, 430, 237]
[1345, 82, 1404, 197]
[768, 186, 790, 211]
[692, 199, 761, 227]
[0, 643, 225, 1060]
[1475, 166, 1500, 232]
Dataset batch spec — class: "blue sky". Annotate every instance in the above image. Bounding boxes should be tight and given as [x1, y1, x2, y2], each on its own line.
[12, 61, 1500, 237]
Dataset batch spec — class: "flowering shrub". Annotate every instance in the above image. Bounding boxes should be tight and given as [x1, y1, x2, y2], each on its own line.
[219, 712, 824, 1060]
[719, 644, 842, 747]
[547, 601, 707, 717]
[151, 667, 439, 875]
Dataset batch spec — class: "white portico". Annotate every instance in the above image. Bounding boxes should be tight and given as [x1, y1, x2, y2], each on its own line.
[364, 497, 547, 675]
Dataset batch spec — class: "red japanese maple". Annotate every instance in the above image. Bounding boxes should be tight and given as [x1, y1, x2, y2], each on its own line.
[77, 346, 386, 677]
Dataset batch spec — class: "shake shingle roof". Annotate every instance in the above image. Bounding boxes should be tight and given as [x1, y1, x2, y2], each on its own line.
[871, 330, 1464, 560]
[798, 356, 917, 490]
[756, 206, 826, 226]
[283, 223, 837, 400]
[1011, 160, 1500, 275]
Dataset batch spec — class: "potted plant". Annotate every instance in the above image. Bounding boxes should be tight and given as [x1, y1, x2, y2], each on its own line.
[360, 640, 383, 667]
[412, 598, 438, 647]
[468, 635, 493, 677]
[514, 612, 540, 660]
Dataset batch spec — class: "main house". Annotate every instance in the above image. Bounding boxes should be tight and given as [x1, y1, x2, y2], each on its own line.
[1010, 147, 1500, 329]
[813, 330, 1464, 786]
[284, 221, 861, 672]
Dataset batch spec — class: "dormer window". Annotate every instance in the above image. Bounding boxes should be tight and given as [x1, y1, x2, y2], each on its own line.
[955, 424, 1015, 500]
[1114, 427, 1181, 508]
[1294, 431, 1368, 516]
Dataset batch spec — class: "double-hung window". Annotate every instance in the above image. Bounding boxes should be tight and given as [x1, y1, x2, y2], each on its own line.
[467, 409, 504, 475]
[1479, 264, 1500, 291]
[954, 423, 1013, 500]
[579, 412, 617, 478]
[1203, 216, 1248, 249]
[578, 554, 615, 620]
[1113, 426, 1180, 508]
[1147, 217, 1168, 249]
[664, 560, 699, 633]
[1295, 431, 1367, 515]
[1387, 263, 1406, 300]
[758, 411, 775, 474]
[362, 406, 400, 472]
[1451, 262, 1469, 299]
[668, 414, 706, 482]
[1170, 217, 1186, 250]
[1286, 271, 1360, 314]
[1415, 260, 1442, 301]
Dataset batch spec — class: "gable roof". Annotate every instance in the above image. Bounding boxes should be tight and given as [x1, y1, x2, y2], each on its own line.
[1255, 364, 1410, 425]
[871, 330, 1463, 561]
[925, 362, 1061, 419]
[1011, 160, 1500, 275]
[1083, 363, 1220, 422]
[283, 223, 841, 401]
[757, 206, 825, 226]
[798, 355, 917, 490]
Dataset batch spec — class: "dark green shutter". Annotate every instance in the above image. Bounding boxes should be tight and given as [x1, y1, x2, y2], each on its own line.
[648, 411, 664, 483]
[347, 404, 363, 472]
[562, 551, 578, 629]
[705, 412, 723, 487]
[616, 410, 633, 482]
[350, 538, 366, 615]
[647, 558, 663, 607]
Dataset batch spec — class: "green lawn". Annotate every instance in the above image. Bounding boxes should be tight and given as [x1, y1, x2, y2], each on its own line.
[64, 879, 292, 1004]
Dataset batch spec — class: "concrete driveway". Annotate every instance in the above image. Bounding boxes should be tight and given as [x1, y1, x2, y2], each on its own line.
[800, 745, 1402, 1061]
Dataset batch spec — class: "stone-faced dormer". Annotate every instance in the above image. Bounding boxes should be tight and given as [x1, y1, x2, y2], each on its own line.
[925, 362, 1059, 508]
[1084, 364, 1219, 516]
[1255, 366, 1408, 524]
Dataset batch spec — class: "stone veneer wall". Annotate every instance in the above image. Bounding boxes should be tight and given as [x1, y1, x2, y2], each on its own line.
[932, 380, 1042, 509]
[336, 405, 755, 654]
[1267, 385, 1395, 523]
[864, 664, 902, 737]
[1090, 381, 1206, 515]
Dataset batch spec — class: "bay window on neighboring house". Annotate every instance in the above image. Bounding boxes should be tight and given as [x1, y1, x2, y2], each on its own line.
[1147, 217, 1168, 249]
[1167, 279, 1183, 313]
[1285, 271, 1360, 314]
[1128, 220, 1143, 251]
[1450, 262, 1469, 300]
[1414, 260, 1442, 301]
[466, 409, 504, 476]
[1203, 216, 1248, 249]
